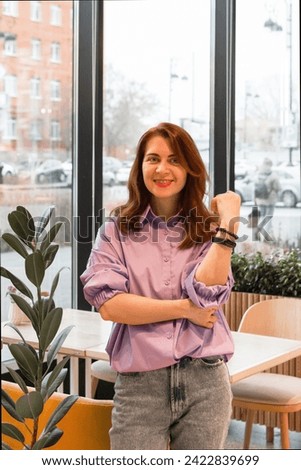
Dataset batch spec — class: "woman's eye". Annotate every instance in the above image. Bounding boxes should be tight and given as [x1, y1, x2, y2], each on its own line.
[170, 157, 179, 164]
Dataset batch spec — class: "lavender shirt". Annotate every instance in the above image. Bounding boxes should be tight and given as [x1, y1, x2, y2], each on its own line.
[80, 206, 234, 372]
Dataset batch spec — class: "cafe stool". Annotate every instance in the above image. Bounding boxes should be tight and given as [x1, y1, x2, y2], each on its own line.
[91, 360, 117, 398]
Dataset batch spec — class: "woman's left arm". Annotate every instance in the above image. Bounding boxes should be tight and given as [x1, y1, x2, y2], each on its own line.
[195, 191, 241, 286]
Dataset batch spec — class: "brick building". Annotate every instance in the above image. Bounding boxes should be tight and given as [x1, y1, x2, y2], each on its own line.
[0, 0, 72, 167]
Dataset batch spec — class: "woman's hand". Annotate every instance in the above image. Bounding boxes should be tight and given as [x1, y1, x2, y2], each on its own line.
[184, 299, 219, 328]
[210, 190, 241, 232]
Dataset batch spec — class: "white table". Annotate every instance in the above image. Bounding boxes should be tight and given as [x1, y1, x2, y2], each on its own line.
[1, 309, 112, 395]
[85, 330, 301, 394]
[2, 310, 301, 397]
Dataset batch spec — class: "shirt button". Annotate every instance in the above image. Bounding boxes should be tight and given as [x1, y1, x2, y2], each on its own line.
[164, 257, 169, 262]
[164, 280, 170, 286]
[166, 332, 172, 339]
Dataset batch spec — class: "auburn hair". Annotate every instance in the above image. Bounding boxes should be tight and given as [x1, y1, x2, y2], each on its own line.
[111, 122, 216, 249]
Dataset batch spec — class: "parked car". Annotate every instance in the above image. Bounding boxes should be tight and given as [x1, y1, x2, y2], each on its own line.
[62, 158, 72, 185]
[103, 156, 122, 175]
[103, 169, 116, 186]
[235, 170, 300, 207]
[115, 161, 133, 185]
[35, 159, 67, 184]
[0, 161, 16, 177]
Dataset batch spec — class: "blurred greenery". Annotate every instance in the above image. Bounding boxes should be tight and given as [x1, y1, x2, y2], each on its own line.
[231, 249, 301, 297]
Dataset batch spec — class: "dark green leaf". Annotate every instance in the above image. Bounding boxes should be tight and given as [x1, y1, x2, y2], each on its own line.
[16, 391, 44, 419]
[1, 423, 25, 443]
[39, 308, 63, 352]
[8, 210, 35, 243]
[43, 244, 59, 269]
[35, 205, 55, 241]
[0, 267, 33, 300]
[1, 388, 25, 423]
[25, 251, 45, 288]
[49, 267, 68, 301]
[6, 367, 29, 394]
[9, 343, 39, 382]
[4, 322, 27, 344]
[43, 395, 78, 434]
[2, 233, 28, 258]
[42, 365, 69, 399]
[32, 427, 63, 449]
[40, 222, 63, 253]
[47, 325, 74, 367]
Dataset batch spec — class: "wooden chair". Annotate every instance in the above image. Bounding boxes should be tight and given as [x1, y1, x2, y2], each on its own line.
[231, 298, 301, 449]
[2, 380, 113, 450]
[91, 360, 117, 398]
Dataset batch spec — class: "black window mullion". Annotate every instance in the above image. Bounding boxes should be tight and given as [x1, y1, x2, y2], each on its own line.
[210, 0, 236, 196]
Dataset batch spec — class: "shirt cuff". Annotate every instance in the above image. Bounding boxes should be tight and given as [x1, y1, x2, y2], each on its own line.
[184, 264, 234, 308]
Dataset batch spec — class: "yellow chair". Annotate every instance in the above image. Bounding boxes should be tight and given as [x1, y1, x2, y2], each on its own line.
[231, 298, 301, 449]
[2, 380, 113, 450]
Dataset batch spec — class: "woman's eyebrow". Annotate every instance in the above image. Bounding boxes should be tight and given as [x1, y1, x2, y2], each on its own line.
[145, 152, 176, 157]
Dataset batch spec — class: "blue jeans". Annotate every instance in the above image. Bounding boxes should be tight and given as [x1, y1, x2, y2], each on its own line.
[110, 356, 232, 449]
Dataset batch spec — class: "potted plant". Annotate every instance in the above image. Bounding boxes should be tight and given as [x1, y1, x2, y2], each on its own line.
[1, 205, 78, 450]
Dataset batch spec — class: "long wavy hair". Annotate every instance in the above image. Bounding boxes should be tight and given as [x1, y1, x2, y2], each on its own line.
[111, 122, 216, 248]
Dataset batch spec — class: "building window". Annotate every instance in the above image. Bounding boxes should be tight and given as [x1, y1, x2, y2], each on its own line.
[50, 42, 61, 62]
[50, 120, 61, 140]
[4, 75, 18, 97]
[50, 80, 61, 101]
[30, 1, 42, 22]
[4, 37, 17, 56]
[4, 117, 17, 140]
[50, 5, 62, 26]
[31, 38, 41, 60]
[30, 77, 41, 98]
[30, 119, 42, 141]
[3, 1, 18, 17]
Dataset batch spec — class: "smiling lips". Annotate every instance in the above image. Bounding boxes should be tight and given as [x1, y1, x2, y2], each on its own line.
[154, 179, 173, 188]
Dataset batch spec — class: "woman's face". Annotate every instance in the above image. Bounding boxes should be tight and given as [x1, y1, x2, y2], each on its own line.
[142, 135, 187, 211]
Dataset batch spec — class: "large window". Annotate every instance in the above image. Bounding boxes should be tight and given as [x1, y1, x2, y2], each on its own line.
[102, 0, 211, 215]
[235, 0, 300, 253]
[0, 1, 73, 364]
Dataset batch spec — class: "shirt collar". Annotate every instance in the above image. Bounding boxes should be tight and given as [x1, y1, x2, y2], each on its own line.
[139, 205, 184, 228]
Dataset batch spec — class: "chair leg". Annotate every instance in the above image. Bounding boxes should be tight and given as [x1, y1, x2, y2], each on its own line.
[243, 410, 255, 449]
[266, 426, 274, 443]
[279, 413, 290, 449]
[91, 376, 99, 398]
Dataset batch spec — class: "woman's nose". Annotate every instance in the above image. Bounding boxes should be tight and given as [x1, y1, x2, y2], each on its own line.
[155, 161, 169, 173]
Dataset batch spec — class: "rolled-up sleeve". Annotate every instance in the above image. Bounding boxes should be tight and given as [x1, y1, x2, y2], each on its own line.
[80, 220, 129, 310]
[182, 242, 234, 308]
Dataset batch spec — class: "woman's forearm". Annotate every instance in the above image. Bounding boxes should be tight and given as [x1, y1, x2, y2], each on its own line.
[195, 217, 239, 286]
[100, 293, 188, 325]
[194, 243, 232, 285]
[100, 293, 218, 327]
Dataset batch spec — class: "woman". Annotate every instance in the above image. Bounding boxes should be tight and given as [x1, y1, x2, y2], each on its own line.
[81, 122, 241, 450]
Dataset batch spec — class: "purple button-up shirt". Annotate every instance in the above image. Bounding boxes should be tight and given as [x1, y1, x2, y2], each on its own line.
[80, 207, 234, 372]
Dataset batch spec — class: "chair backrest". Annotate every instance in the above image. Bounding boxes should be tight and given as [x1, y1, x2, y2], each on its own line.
[2, 381, 113, 450]
[238, 298, 301, 340]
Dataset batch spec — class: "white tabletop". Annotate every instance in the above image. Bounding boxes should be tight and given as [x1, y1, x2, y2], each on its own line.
[2, 309, 301, 389]
[1, 308, 112, 357]
[85, 330, 301, 384]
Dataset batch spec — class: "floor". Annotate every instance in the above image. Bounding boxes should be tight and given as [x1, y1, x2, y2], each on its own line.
[225, 420, 300, 450]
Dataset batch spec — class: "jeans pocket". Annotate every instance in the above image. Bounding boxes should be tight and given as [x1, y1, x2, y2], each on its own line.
[199, 355, 224, 367]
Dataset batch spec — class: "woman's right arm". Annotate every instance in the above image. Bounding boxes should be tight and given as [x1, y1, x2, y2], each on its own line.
[100, 293, 218, 328]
